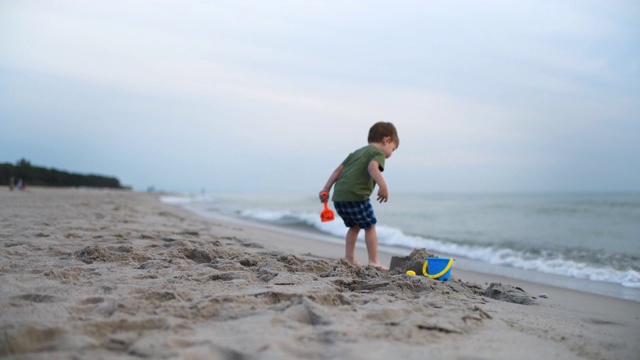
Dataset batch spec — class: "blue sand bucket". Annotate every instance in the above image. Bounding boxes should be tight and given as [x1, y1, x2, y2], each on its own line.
[422, 258, 454, 281]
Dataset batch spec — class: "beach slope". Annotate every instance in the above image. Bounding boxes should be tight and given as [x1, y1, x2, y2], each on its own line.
[1, 188, 638, 359]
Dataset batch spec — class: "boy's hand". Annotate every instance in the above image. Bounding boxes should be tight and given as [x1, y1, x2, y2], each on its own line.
[376, 187, 388, 203]
[319, 190, 329, 203]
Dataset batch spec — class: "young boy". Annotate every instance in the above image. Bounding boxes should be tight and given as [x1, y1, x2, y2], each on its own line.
[319, 122, 399, 270]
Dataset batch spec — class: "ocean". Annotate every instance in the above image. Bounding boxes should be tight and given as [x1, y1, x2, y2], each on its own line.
[161, 192, 640, 302]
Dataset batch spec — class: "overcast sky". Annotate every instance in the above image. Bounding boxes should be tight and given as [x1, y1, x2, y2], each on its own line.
[1, 1, 638, 193]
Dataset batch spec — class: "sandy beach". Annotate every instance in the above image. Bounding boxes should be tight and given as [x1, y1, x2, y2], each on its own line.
[1, 188, 638, 359]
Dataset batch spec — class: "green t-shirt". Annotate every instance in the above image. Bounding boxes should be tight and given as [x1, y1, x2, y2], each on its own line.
[332, 145, 386, 202]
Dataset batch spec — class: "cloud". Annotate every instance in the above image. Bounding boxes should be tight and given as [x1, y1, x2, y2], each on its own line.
[1, 0, 638, 192]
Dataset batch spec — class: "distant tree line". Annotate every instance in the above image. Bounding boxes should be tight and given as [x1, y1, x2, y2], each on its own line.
[0, 159, 126, 189]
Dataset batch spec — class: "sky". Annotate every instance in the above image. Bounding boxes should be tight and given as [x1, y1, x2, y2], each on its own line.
[1, 0, 639, 193]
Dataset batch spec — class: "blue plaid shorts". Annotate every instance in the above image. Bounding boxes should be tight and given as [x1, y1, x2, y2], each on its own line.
[333, 200, 377, 229]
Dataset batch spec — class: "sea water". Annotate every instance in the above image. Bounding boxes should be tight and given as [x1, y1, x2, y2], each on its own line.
[161, 192, 640, 302]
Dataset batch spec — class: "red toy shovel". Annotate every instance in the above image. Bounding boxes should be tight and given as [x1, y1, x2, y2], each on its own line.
[319, 191, 334, 222]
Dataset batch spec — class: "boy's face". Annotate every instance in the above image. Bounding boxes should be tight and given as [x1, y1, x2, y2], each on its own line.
[381, 137, 398, 158]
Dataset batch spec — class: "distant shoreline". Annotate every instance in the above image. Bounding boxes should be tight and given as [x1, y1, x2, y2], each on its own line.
[1, 160, 127, 189]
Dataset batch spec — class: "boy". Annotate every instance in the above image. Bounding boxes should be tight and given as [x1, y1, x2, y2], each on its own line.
[319, 122, 399, 270]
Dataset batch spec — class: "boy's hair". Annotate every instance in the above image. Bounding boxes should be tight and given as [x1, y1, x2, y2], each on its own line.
[368, 122, 399, 147]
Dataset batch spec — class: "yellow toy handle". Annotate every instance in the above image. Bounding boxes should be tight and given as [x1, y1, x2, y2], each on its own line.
[422, 258, 454, 279]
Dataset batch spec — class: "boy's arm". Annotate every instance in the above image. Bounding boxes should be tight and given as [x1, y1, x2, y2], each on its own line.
[319, 164, 343, 202]
[368, 160, 388, 203]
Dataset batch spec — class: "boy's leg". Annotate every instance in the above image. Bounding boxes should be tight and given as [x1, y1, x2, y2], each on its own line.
[344, 226, 362, 265]
[364, 226, 388, 270]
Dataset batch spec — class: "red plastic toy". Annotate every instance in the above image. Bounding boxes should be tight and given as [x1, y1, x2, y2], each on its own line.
[319, 191, 334, 222]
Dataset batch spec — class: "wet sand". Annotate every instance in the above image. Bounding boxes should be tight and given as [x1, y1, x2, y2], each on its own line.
[1, 187, 638, 359]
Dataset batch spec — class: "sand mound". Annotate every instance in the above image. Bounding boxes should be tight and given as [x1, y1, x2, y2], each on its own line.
[483, 283, 537, 305]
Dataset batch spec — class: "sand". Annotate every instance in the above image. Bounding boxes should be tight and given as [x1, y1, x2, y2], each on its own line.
[1, 187, 638, 360]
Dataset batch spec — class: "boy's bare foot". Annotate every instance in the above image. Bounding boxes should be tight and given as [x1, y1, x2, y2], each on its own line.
[368, 262, 389, 271]
[344, 257, 363, 266]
